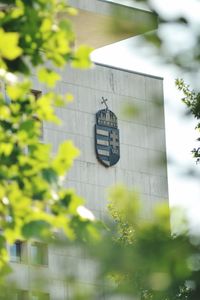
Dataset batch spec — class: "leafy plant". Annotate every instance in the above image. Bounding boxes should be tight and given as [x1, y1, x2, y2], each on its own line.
[0, 0, 96, 279]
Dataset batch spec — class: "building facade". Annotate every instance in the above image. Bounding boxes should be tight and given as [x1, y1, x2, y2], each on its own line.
[8, 1, 168, 299]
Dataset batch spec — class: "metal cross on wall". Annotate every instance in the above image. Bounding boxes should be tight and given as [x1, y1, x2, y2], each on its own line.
[101, 97, 108, 110]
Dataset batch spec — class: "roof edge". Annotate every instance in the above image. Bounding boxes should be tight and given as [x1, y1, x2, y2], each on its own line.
[99, 0, 152, 13]
[94, 61, 164, 80]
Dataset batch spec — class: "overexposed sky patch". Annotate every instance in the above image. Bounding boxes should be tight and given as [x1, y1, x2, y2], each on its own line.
[150, 0, 200, 23]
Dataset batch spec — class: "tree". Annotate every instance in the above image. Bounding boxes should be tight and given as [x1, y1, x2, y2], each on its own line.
[176, 79, 200, 163]
[0, 0, 97, 282]
[103, 186, 194, 300]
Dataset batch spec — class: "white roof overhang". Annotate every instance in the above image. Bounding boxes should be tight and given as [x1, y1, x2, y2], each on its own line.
[68, 0, 154, 49]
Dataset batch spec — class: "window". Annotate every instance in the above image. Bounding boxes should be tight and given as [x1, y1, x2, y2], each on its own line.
[9, 241, 48, 266]
[12, 290, 49, 300]
[9, 241, 26, 263]
[13, 290, 29, 300]
[31, 292, 50, 300]
[30, 242, 48, 266]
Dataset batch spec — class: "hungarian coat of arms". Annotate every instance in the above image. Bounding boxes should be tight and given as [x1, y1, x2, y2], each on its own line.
[95, 108, 120, 167]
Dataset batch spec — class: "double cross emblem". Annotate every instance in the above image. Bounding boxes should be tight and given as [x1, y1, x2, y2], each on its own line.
[110, 130, 119, 151]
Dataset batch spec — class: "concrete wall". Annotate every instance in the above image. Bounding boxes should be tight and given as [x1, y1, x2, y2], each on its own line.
[9, 63, 168, 300]
[35, 64, 168, 219]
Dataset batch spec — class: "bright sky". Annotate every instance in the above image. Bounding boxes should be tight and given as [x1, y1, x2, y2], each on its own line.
[91, 0, 200, 230]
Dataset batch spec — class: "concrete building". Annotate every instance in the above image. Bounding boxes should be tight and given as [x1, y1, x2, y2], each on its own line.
[8, 1, 168, 299]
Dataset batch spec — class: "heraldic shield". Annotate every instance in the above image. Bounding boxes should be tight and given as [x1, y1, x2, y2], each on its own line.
[95, 109, 120, 167]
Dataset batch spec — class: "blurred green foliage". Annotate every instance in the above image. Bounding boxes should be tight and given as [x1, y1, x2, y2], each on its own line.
[118, 0, 200, 77]
[0, 0, 96, 285]
[82, 186, 199, 300]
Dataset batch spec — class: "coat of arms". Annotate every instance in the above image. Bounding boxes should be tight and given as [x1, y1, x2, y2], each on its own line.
[95, 98, 120, 167]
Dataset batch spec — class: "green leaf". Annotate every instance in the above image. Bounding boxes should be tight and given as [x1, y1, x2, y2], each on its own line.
[72, 45, 93, 69]
[36, 93, 61, 123]
[40, 18, 52, 33]
[52, 141, 79, 175]
[0, 29, 22, 60]
[38, 68, 61, 88]
[0, 143, 13, 156]
[22, 220, 51, 239]
[7, 80, 31, 100]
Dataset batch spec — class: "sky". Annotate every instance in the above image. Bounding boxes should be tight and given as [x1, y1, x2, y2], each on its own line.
[91, 0, 200, 230]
